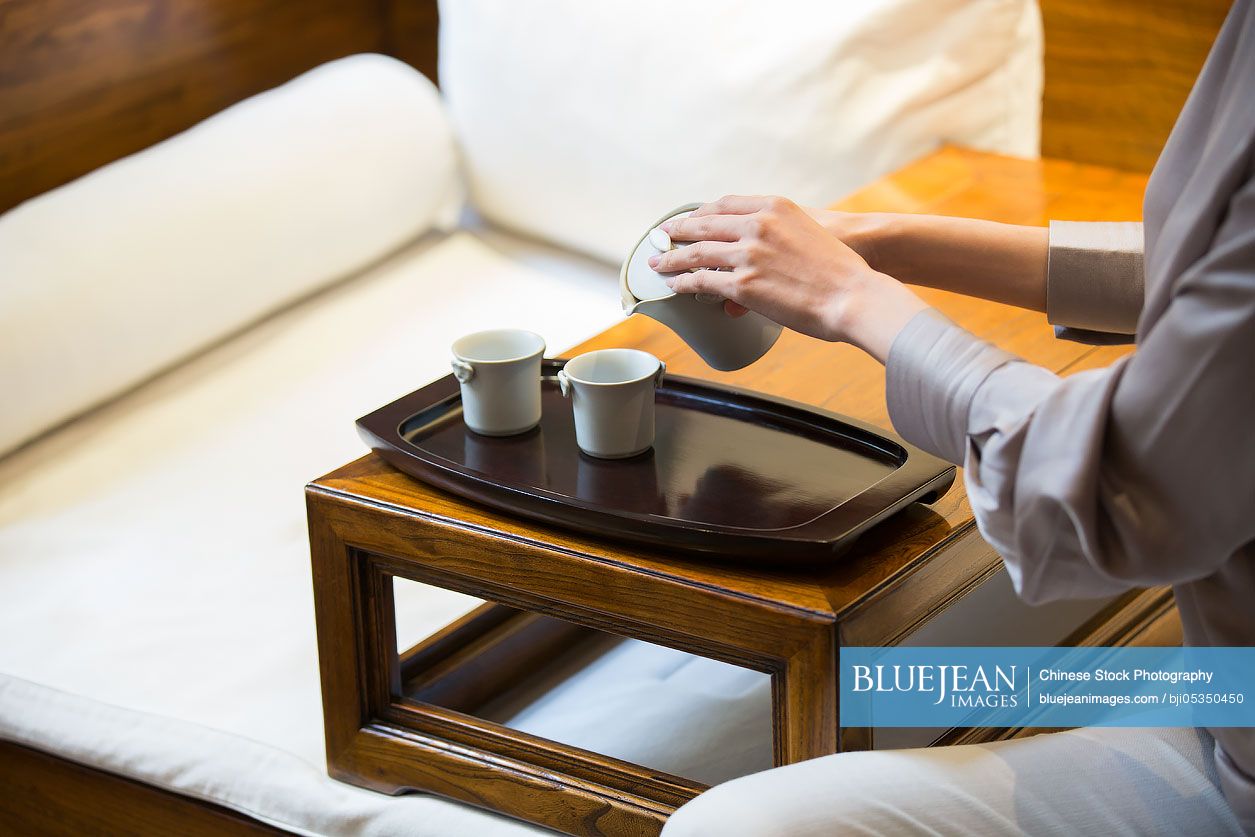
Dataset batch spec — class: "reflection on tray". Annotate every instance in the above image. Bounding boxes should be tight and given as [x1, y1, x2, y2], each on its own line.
[676, 464, 832, 530]
[441, 392, 899, 530]
[575, 451, 666, 516]
[462, 424, 549, 486]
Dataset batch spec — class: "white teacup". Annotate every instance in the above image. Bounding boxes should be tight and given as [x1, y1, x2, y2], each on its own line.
[557, 349, 665, 459]
[451, 329, 546, 436]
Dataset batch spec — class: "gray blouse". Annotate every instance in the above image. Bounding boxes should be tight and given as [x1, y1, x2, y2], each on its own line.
[885, 0, 1255, 824]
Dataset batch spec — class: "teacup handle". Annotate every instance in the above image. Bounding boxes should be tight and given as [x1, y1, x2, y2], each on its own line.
[654, 360, 666, 388]
[557, 368, 572, 397]
[451, 358, 475, 384]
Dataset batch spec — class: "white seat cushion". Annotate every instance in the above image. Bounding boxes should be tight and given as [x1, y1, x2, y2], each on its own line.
[0, 227, 774, 834]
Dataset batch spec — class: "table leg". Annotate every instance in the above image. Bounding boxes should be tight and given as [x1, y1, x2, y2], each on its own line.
[774, 630, 838, 764]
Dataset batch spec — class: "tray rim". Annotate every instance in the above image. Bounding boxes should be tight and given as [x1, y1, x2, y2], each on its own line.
[357, 359, 955, 561]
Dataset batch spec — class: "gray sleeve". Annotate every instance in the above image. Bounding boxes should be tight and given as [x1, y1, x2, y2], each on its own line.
[1046, 221, 1145, 337]
[885, 180, 1255, 604]
[884, 310, 1015, 465]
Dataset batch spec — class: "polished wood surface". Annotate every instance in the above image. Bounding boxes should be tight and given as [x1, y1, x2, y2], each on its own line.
[308, 147, 1160, 837]
[381, 0, 440, 85]
[0, 0, 439, 214]
[0, 740, 288, 836]
[1040, 0, 1230, 171]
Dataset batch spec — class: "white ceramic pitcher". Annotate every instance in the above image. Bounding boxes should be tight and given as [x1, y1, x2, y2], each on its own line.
[620, 203, 783, 372]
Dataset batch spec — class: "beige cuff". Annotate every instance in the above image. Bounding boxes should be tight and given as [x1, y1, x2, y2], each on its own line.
[1046, 221, 1145, 335]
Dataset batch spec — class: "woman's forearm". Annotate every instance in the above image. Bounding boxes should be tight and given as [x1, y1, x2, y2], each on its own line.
[810, 210, 1049, 312]
[661, 197, 1039, 365]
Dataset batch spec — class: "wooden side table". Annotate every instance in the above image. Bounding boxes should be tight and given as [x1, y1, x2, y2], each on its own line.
[307, 148, 1177, 836]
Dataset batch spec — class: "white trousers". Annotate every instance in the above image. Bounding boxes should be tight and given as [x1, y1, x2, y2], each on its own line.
[662, 727, 1249, 836]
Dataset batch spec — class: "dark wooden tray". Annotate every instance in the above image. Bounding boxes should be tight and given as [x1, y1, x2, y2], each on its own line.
[357, 359, 955, 562]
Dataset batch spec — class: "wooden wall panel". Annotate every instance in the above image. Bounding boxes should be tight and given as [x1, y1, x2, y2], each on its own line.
[1040, 0, 1231, 172]
[0, 0, 1234, 211]
[0, 0, 439, 214]
[383, 0, 441, 85]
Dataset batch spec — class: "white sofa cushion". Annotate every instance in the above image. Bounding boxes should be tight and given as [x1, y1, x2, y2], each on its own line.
[0, 54, 461, 457]
[438, 0, 1042, 263]
[0, 223, 754, 835]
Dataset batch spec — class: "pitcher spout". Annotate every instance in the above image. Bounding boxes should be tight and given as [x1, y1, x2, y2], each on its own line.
[630, 297, 781, 372]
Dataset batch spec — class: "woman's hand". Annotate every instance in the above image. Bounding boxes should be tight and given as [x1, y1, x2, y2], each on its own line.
[649, 195, 928, 361]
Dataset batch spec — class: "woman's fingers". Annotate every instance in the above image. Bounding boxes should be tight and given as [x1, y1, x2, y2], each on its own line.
[662, 214, 746, 242]
[724, 300, 750, 318]
[664, 268, 739, 299]
[650, 240, 740, 272]
[689, 195, 771, 217]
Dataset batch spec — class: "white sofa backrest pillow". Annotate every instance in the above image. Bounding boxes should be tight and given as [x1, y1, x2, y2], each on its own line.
[0, 54, 461, 457]
[439, 0, 1042, 263]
